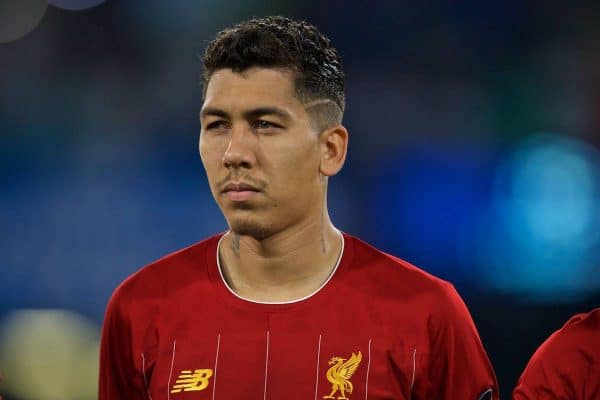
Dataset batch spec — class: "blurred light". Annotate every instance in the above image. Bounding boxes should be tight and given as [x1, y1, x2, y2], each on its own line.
[117, 0, 226, 35]
[509, 139, 595, 243]
[0, 309, 99, 400]
[47, 0, 105, 11]
[368, 142, 490, 279]
[476, 133, 600, 300]
[0, 0, 47, 43]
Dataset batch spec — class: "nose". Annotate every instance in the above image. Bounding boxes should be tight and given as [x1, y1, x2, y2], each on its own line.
[222, 127, 255, 170]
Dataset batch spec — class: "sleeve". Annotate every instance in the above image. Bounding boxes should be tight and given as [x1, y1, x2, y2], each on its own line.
[98, 287, 147, 400]
[423, 283, 498, 400]
[512, 326, 580, 400]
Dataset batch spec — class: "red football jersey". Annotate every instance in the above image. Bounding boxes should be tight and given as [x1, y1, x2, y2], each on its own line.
[513, 308, 600, 400]
[99, 233, 497, 400]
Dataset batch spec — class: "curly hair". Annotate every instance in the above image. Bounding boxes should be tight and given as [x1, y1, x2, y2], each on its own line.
[202, 16, 345, 131]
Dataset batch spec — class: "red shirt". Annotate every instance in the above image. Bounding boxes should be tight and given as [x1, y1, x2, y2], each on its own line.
[99, 233, 497, 399]
[513, 308, 600, 400]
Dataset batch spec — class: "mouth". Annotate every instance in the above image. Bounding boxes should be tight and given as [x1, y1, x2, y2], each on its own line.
[221, 182, 261, 202]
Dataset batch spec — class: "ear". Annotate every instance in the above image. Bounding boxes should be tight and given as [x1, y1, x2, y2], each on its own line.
[319, 125, 348, 176]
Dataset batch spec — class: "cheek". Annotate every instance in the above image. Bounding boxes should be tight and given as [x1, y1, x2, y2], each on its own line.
[199, 136, 225, 169]
[269, 140, 320, 185]
[199, 141, 224, 194]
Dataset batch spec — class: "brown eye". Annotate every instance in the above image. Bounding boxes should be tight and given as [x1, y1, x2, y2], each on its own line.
[253, 120, 281, 130]
[205, 120, 230, 131]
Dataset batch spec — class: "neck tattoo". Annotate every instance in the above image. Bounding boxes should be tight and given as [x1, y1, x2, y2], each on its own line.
[231, 233, 240, 257]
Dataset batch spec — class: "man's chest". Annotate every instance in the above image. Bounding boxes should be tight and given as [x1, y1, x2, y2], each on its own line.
[140, 306, 428, 400]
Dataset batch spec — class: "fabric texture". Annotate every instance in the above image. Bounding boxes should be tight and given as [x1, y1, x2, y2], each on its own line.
[513, 308, 600, 400]
[99, 232, 498, 399]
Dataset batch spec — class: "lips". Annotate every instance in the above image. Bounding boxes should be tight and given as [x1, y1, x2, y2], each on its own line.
[221, 182, 261, 202]
[221, 182, 260, 193]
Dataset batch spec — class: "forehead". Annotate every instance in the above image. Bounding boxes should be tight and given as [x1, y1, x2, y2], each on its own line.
[203, 67, 302, 112]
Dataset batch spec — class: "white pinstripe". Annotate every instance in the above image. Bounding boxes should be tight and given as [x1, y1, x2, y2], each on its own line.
[167, 340, 176, 400]
[409, 348, 417, 400]
[364, 338, 372, 399]
[314, 334, 322, 400]
[212, 334, 221, 400]
[141, 352, 153, 400]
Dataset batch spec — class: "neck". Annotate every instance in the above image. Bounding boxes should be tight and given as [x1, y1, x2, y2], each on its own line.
[218, 214, 342, 303]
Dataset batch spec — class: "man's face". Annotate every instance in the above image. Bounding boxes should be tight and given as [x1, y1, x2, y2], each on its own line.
[199, 67, 324, 239]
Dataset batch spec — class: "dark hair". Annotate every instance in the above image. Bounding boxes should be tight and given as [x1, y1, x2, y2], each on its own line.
[202, 16, 345, 130]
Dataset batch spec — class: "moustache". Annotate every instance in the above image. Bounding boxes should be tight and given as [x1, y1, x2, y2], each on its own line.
[216, 174, 267, 191]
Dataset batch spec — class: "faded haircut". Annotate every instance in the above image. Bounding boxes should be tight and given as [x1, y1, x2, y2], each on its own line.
[202, 16, 345, 132]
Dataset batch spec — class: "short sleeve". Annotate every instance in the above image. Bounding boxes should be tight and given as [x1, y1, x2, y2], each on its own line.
[512, 312, 595, 400]
[98, 287, 147, 400]
[423, 283, 498, 400]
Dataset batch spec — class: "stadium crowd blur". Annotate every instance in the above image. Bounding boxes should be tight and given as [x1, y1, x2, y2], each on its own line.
[1, 1, 599, 399]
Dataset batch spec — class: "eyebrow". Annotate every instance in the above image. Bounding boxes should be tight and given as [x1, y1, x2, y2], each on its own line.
[200, 106, 292, 122]
[200, 107, 229, 119]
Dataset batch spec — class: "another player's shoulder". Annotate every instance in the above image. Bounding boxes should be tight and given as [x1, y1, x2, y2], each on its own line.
[109, 233, 222, 304]
[345, 233, 459, 302]
[515, 308, 600, 399]
[530, 307, 600, 367]
[562, 307, 600, 332]
[546, 308, 600, 351]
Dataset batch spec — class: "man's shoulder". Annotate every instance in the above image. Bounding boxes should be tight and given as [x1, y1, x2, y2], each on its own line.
[346, 233, 458, 302]
[110, 233, 223, 303]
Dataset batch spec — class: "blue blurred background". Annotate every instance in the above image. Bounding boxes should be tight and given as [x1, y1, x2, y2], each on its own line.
[1, 1, 599, 399]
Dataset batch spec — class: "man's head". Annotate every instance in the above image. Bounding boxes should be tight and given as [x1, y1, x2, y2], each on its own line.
[199, 17, 348, 240]
[202, 16, 345, 132]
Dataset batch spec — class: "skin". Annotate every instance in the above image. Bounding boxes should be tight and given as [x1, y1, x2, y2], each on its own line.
[199, 67, 348, 302]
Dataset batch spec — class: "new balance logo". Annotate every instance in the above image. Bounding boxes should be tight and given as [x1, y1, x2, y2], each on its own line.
[170, 369, 213, 393]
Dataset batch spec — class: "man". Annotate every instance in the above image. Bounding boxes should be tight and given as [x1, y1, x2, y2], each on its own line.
[513, 308, 599, 400]
[99, 16, 497, 399]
